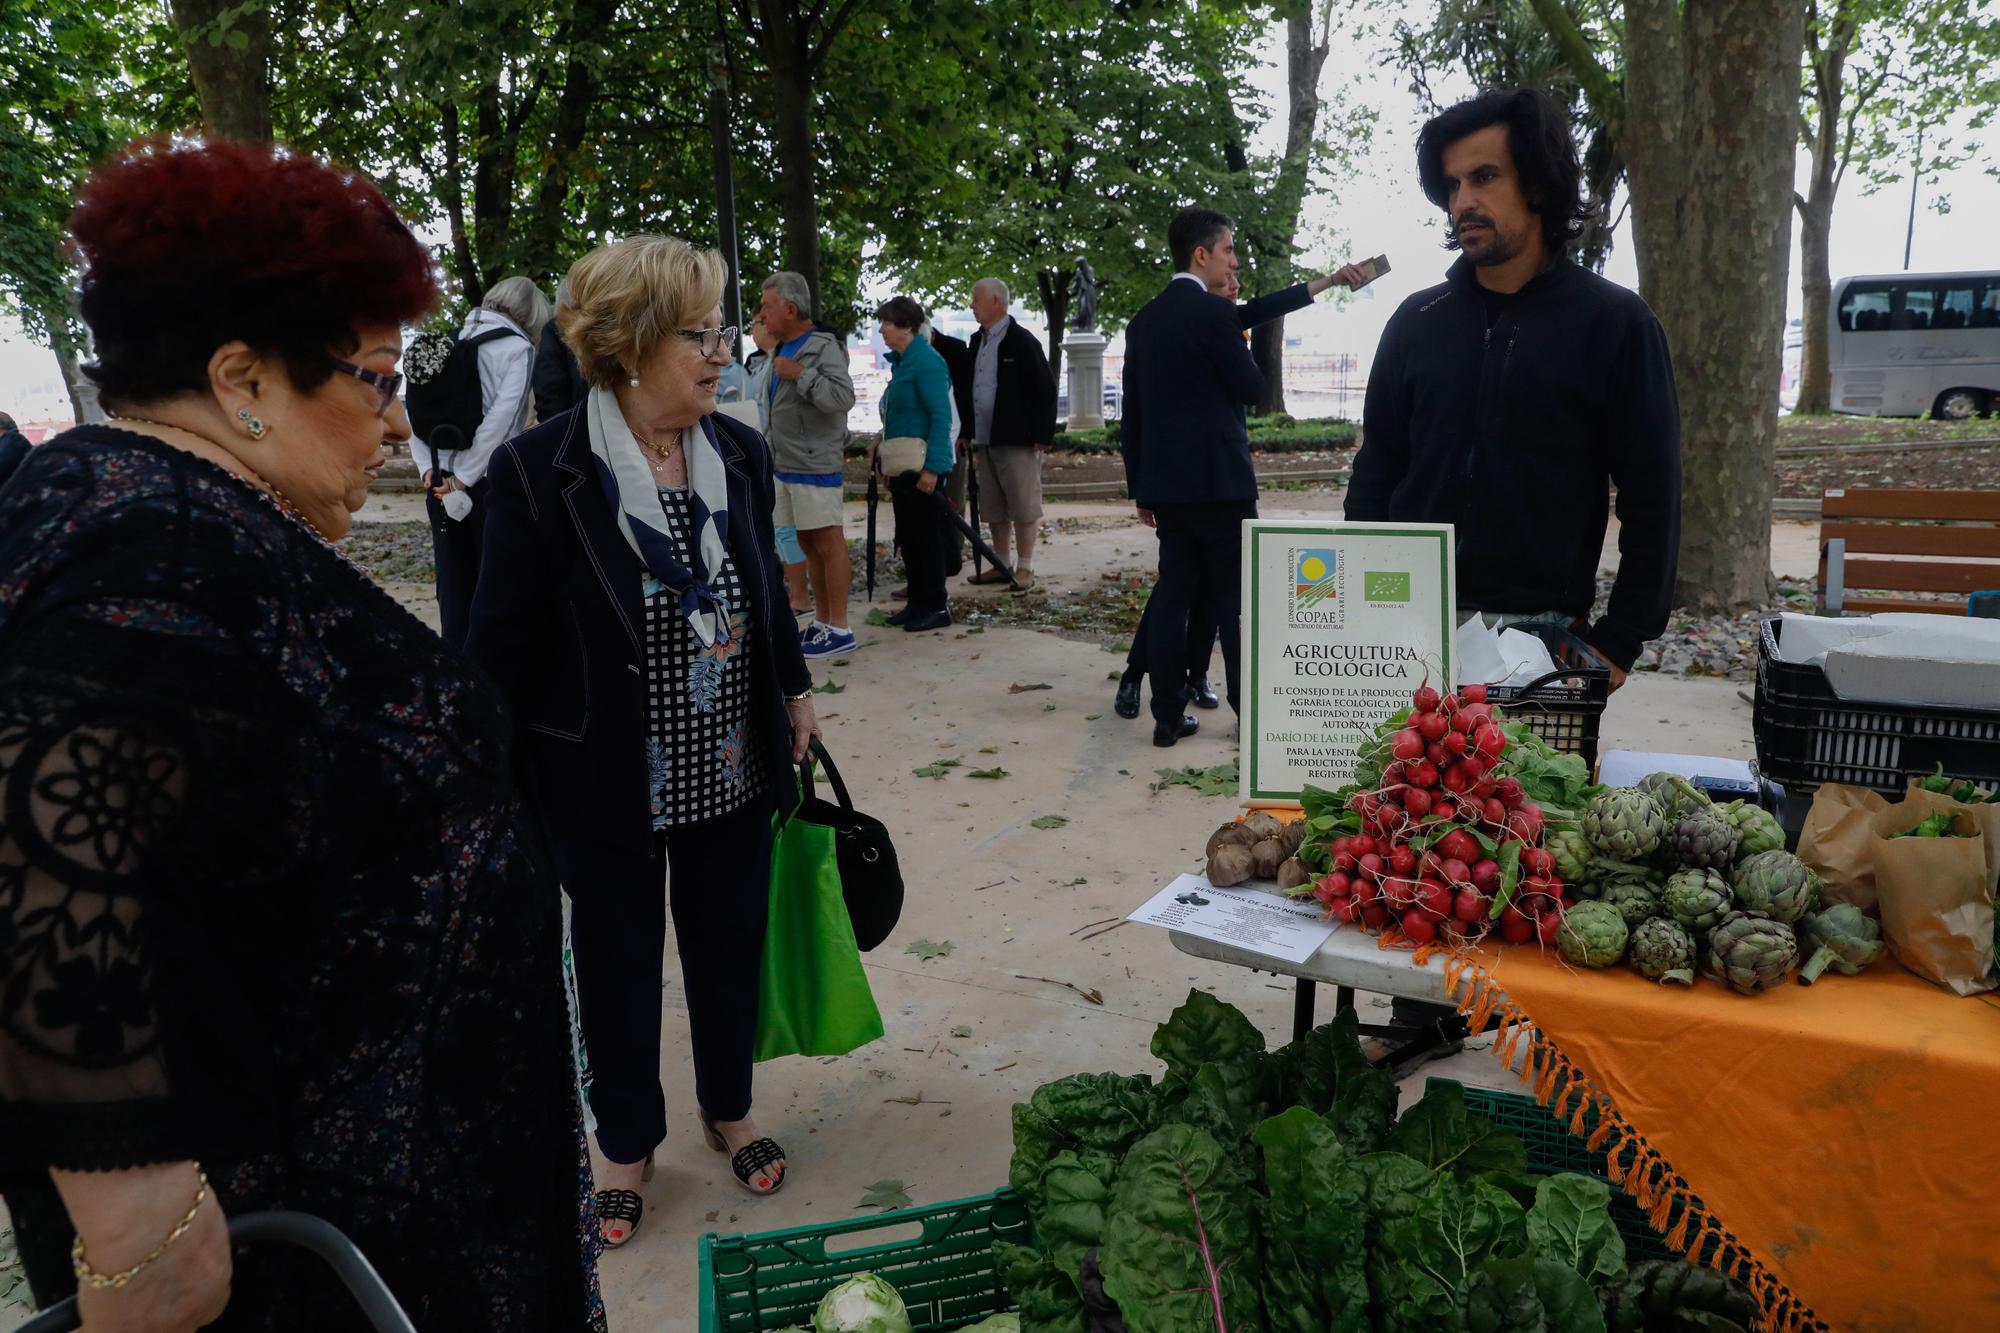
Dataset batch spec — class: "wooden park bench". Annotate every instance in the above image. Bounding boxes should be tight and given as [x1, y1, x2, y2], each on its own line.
[1817, 488, 2000, 614]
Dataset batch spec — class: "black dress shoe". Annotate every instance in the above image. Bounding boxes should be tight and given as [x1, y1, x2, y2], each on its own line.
[1114, 676, 1141, 719]
[1152, 715, 1199, 747]
[901, 609, 952, 632]
[1188, 676, 1220, 710]
[884, 606, 915, 626]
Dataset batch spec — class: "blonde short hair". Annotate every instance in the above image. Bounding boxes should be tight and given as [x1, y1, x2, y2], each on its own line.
[559, 235, 727, 387]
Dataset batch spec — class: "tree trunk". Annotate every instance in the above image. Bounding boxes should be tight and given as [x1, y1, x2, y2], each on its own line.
[525, 1, 621, 283]
[438, 98, 483, 306]
[169, 0, 272, 141]
[1037, 268, 1072, 391]
[472, 73, 513, 290]
[1662, 0, 1804, 611]
[45, 314, 98, 424]
[760, 5, 822, 316]
[1796, 192, 1835, 414]
[1252, 6, 1334, 416]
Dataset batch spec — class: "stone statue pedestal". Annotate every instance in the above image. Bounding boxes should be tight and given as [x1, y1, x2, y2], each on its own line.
[1064, 331, 1107, 430]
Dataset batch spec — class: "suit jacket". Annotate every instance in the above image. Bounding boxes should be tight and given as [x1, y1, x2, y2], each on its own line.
[532, 318, 588, 424]
[1237, 282, 1313, 331]
[928, 329, 974, 441]
[466, 408, 811, 859]
[965, 318, 1057, 448]
[1120, 279, 1266, 507]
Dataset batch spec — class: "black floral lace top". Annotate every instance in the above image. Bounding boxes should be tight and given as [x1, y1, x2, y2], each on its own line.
[0, 427, 604, 1330]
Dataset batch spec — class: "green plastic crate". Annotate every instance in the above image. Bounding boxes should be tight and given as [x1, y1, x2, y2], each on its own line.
[697, 1189, 1028, 1332]
[1429, 1077, 1724, 1265]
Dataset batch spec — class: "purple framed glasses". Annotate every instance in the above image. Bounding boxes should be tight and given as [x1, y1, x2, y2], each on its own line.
[331, 358, 405, 417]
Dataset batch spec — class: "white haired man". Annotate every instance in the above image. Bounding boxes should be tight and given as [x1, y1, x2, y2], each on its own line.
[964, 277, 1057, 589]
[759, 271, 859, 658]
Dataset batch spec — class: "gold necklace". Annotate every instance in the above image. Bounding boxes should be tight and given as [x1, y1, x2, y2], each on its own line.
[108, 414, 328, 540]
[632, 426, 684, 463]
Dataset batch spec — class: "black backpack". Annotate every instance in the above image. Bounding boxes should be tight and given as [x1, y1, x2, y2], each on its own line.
[403, 324, 520, 477]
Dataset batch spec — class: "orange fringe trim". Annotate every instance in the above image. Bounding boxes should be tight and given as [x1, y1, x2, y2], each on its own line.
[1429, 943, 1828, 1333]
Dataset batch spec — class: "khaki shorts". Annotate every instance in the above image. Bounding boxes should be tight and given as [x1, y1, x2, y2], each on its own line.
[774, 477, 845, 532]
[975, 445, 1044, 525]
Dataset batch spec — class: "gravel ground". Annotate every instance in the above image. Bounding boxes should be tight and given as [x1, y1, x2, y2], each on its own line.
[1774, 441, 2000, 498]
[1594, 574, 1816, 682]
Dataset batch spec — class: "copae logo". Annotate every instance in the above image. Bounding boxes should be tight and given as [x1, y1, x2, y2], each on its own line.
[1288, 547, 1344, 627]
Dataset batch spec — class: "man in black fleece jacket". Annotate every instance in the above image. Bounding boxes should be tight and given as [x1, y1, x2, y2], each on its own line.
[1348, 87, 1679, 684]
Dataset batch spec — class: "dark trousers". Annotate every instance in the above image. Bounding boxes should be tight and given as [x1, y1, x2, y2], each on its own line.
[553, 799, 772, 1165]
[890, 471, 950, 614]
[1145, 500, 1255, 725]
[427, 476, 491, 648]
[1123, 595, 1216, 687]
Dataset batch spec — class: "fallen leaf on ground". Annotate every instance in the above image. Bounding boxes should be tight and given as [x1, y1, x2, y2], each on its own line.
[1152, 761, 1240, 797]
[1030, 814, 1068, 829]
[911, 765, 951, 779]
[905, 938, 955, 961]
[811, 679, 846, 694]
[979, 746, 1000, 754]
[1084, 713, 1103, 720]
[1008, 681, 1053, 693]
[950, 1025, 973, 1038]
[856, 1179, 914, 1211]
[865, 608, 893, 627]
[969, 767, 1008, 779]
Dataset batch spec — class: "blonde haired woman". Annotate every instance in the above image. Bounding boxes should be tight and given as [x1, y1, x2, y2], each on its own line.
[468, 236, 818, 1246]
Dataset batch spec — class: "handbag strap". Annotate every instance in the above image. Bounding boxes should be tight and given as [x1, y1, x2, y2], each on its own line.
[800, 736, 856, 812]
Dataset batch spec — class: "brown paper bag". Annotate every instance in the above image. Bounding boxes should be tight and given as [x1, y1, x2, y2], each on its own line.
[1869, 787, 2000, 996]
[1796, 784, 1891, 911]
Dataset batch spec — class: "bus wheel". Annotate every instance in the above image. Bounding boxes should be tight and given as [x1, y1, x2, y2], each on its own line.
[1931, 388, 1989, 421]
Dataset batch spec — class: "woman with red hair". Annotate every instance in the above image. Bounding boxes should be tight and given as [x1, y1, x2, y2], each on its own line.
[0, 141, 603, 1331]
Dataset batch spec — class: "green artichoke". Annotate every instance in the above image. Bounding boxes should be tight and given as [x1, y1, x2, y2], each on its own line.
[1556, 900, 1629, 968]
[1628, 917, 1697, 985]
[1662, 868, 1733, 935]
[1601, 878, 1664, 929]
[1705, 911, 1798, 994]
[1719, 800, 1785, 861]
[1545, 827, 1595, 885]
[1672, 808, 1740, 872]
[1796, 903, 1885, 984]
[1583, 788, 1667, 862]
[1731, 850, 1821, 925]
[1638, 772, 1712, 824]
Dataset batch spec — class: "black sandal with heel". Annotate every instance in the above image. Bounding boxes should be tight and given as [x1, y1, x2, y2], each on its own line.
[701, 1114, 788, 1195]
[594, 1153, 654, 1248]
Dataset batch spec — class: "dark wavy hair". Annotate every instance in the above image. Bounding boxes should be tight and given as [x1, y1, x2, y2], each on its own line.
[1415, 88, 1592, 255]
[1168, 208, 1233, 273]
[874, 295, 926, 330]
[69, 139, 439, 406]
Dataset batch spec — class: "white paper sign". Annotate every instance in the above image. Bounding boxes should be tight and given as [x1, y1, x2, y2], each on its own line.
[1240, 521, 1456, 803]
[1127, 873, 1337, 965]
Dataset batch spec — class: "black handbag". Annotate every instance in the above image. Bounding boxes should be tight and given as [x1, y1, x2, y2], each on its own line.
[790, 737, 904, 951]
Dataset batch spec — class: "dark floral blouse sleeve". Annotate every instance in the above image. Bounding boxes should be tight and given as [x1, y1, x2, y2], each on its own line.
[1, 507, 307, 1175]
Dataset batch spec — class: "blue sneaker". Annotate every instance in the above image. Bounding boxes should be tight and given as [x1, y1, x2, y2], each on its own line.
[801, 624, 857, 658]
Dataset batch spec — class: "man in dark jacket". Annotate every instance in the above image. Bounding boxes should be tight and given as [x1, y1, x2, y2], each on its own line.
[532, 282, 588, 422]
[928, 323, 974, 574]
[1348, 87, 1679, 684]
[1119, 208, 1266, 746]
[0, 412, 29, 490]
[964, 278, 1057, 588]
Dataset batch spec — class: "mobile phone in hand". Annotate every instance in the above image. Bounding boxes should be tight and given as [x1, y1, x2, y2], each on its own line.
[1352, 254, 1391, 288]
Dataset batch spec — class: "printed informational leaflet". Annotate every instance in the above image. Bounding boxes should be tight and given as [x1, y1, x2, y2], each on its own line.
[1241, 521, 1456, 803]
[1127, 873, 1338, 965]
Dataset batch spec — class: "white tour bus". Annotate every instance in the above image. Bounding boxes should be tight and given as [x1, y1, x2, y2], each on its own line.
[1828, 270, 2000, 419]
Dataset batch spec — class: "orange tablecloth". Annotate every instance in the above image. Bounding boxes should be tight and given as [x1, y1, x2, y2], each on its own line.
[1434, 941, 2000, 1331]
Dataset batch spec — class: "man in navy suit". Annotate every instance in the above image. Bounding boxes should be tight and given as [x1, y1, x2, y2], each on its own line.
[1120, 208, 1266, 747]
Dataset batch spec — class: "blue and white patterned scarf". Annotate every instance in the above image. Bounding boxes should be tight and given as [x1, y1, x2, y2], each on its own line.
[586, 385, 733, 646]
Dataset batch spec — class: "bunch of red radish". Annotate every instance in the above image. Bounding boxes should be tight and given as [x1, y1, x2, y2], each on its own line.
[1311, 681, 1576, 947]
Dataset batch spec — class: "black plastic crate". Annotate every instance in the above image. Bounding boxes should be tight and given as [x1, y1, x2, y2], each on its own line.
[1487, 623, 1612, 768]
[1431, 1077, 1724, 1266]
[1753, 617, 2000, 799]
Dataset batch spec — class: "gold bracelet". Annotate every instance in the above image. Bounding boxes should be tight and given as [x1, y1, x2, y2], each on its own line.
[785, 688, 814, 702]
[71, 1170, 210, 1290]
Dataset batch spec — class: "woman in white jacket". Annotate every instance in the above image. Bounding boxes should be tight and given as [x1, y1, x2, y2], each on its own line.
[415, 275, 550, 645]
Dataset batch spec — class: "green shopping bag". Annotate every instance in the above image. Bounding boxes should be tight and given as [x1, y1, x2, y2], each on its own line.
[753, 785, 886, 1060]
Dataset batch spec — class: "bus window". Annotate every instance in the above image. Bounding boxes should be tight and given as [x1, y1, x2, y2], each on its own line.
[1839, 284, 1893, 331]
[1934, 284, 1977, 330]
[1976, 282, 2000, 329]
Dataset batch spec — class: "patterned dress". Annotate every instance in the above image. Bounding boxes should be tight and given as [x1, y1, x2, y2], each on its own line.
[643, 486, 769, 828]
[0, 427, 604, 1331]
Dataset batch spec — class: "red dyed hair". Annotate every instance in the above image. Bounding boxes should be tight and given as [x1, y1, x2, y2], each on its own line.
[69, 138, 439, 405]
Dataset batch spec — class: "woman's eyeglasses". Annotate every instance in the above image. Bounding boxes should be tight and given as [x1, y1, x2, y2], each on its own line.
[672, 326, 739, 359]
[331, 358, 405, 417]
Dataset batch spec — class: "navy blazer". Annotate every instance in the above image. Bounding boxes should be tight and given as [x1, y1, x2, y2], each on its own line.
[1119, 279, 1267, 507]
[465, 406, 811, 859]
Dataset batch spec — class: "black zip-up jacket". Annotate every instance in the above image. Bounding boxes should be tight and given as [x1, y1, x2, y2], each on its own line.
[1347, 255, 1680, 671]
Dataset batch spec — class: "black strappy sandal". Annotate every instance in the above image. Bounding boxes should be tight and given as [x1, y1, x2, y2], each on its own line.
[701, 1114, 788, 1195]
[594, 1153, 654, 1247]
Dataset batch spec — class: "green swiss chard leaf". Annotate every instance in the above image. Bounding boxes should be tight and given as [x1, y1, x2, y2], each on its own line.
[1164, 1053, 1270, 1150]
[1260, 1008, 1368, 1117]
[1387, 1082, 1530, 1190]
[1376, 1175, 1528, 1331]
[1152, 989, 1267, 1084]
[1033, 1151, 1116, 1288]
[1598, 1260, 1757, 1333]
[1253, 1108, 1371, 1333]
[993, 1240, 1088, 1333]
[1008, 1073, 1158, 1205]
[1525, 1173, 1626, 1285]
[1327, 1064, 1398, 1155]
[1100, 1124, 1263, 1333]
[1466, 1254, 1607, 1333]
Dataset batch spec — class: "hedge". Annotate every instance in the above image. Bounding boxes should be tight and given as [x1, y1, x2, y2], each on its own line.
[1052, 416, 1357, 454]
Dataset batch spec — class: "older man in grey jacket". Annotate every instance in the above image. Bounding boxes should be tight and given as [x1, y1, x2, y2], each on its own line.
[760, 271, 859, 658]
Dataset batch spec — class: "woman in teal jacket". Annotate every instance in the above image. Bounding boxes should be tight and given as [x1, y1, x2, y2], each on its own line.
[875, 296, 957, 631]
